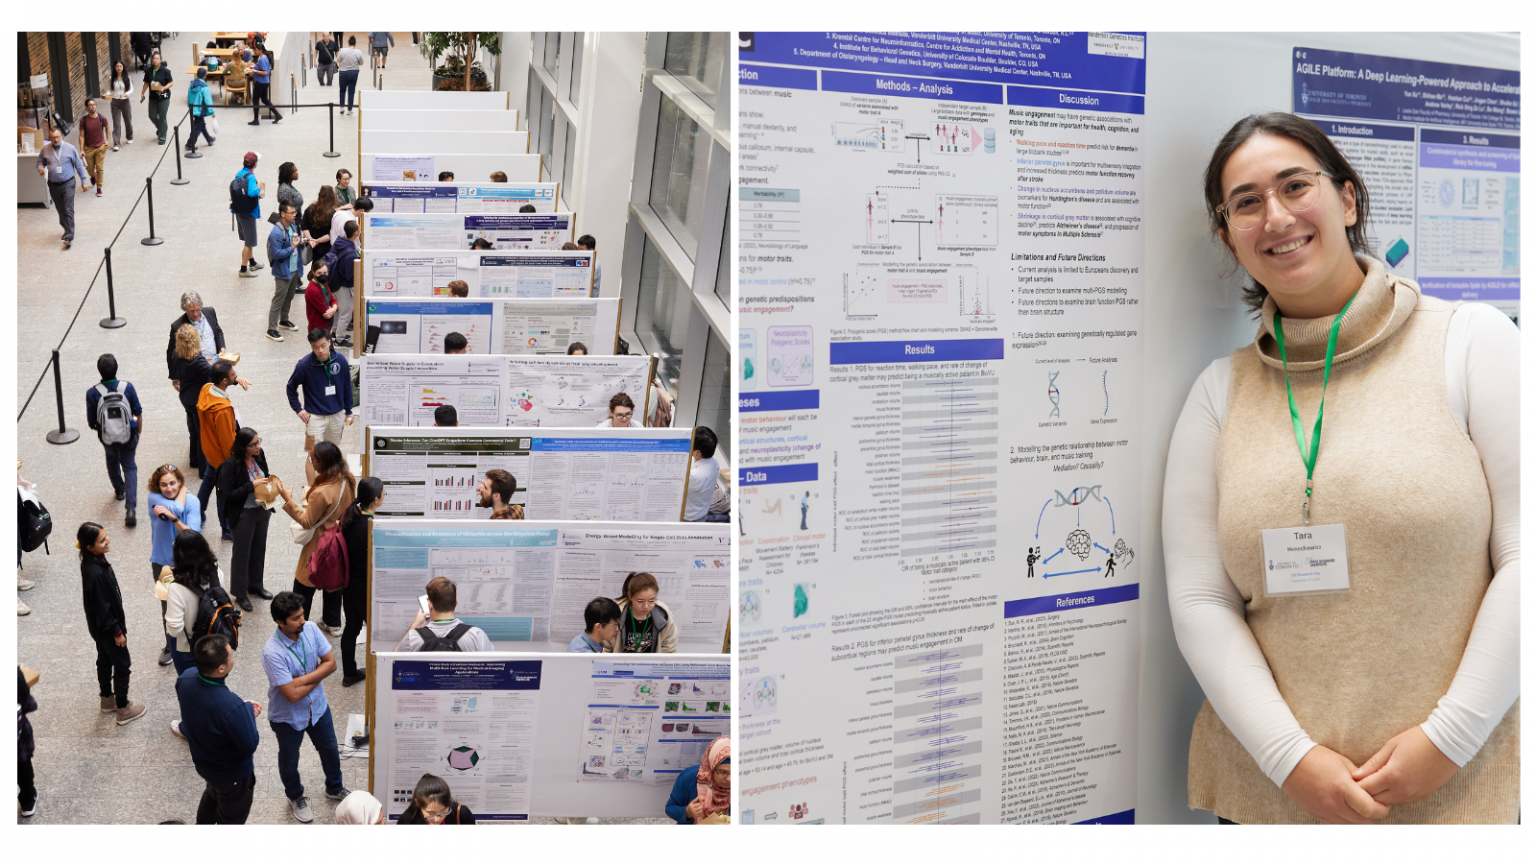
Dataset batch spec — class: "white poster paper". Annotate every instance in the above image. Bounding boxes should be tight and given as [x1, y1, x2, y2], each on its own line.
[368, 154, 436, 182]
[364, 213, 576, 251]
[581, 661, 731, 784]
[365, 251, 594, 299]
[365, 300, 495, 355]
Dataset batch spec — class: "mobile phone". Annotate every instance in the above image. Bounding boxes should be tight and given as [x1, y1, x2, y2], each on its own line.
[418, 595, 430, 616]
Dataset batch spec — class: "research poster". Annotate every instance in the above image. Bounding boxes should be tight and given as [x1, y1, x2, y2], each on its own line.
[363, 296, 619, 355]
[737, 32, 1146, 825]
[360, 182, 561, 213]
[370, 522, 733, 653]
[368, 154, 435, 182]
[1293, 48, 1520, 318]
[364, 213, 576, 251]
[361, 354, 655, 428]
[367, 427, 694, 521]
[383, 659, 543, 822]
[580, 661, 732, 784]
[365, 251, 595, 299]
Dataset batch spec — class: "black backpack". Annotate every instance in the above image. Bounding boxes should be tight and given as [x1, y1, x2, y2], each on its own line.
[229, 173, 258, 216]
[191, 582, 242, 650]
[17, 491, 52, 555]
[415, 623, 472, 652]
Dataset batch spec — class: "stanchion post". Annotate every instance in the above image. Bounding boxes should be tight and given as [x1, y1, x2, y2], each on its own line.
[141, 177, 164, 246]
[172, 125, 194, 174]
[99, 247, 126, 329]
[45, 350, 79, 445]
[323, 102, 340, 158]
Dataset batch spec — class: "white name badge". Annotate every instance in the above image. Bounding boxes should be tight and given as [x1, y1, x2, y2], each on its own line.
[1261, 523, 1350, 596]
[325, 385, 337, 396]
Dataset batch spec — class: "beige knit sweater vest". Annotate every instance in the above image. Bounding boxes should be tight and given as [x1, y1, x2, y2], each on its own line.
[1192, 257, 1519, 824]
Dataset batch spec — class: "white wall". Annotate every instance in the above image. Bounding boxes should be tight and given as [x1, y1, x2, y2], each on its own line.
[1136, 31, 1519, 824]
[568, 32, 646, 298]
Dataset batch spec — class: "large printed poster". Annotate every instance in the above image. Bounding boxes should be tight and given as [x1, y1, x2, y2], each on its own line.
[737, 32, 1146, 825]
[366, 252, 595, 300]
[364, 213, 575, 251]
[580, 661, 731, 784]
[361, 182, 560, 213]
[1293, 48, 1520, 318]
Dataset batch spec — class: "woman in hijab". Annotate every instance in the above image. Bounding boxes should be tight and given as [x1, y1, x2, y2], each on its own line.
[666, 735, 730, 824]
[334, 790, 386, 824]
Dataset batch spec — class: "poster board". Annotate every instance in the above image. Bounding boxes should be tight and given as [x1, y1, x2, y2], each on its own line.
[360, 353, 656, 428]
[371, 653, 730, 820]
[366, 427, 694, 521]
[359, 182, 562, 213]
[362, 297, 620, 355]
[364, 153, 542, 184]
[736, 32, 1147, 826]
[361, 129, 530, 156]
[361, 109, 522, 132]
[362, 250, 594, 300]
[362, 90, 511, 111]
[368, 521, 732, 654]
[362, 212, 576, 251]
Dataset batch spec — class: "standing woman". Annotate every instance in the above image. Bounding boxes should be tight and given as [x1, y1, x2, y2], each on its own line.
[147, 463, 201, 667]
[277, 440, 351, 634]
[107, 61, 134, 149]
[218, 427, 276, 612]
[604, 572, 678, 654]
[163, 529, 227, 677]
[1164, 112, 1518, 824]
[305, 185, 341, 264]
[172, 324, 213, 476]
[78, 522, 146, 725]
[334, 169, 355, 208]
[339, 477, 382, 688]
[276, 162, 308, 264]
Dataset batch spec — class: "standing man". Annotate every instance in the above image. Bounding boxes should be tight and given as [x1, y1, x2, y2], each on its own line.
[247, 43, 282, 125]
[576, 234, 601, 293]
[139, 51, 174, 144]
[77, 98, 110, 198]
[85, 354, 143, 528]
[369, 31, 395, 69]
[37, 126, 90, 249]
[265, 202, 303, 342]
[197, 360, 247, 537]
[176, 635, 261, 825]
[335, 37, 366, 115]
[286, 330, 354, 452]
[323, 208, 368, 348]
[165, 292, 226, 379]
[683, 427, 722, 522]
[313, 34, 338, 86]
[474, 469, 524, 520]
[233, 152, 265, 278]
[262, 592, 350, 823]
[394, 577, 496, 652]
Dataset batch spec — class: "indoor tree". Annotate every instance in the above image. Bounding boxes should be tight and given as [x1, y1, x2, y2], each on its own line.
[422, 32, 501, 92]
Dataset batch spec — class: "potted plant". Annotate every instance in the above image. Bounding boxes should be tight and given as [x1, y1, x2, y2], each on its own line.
[423, 32, 499, 92]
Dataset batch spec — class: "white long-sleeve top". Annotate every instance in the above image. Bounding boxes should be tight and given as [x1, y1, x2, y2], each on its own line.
[164, 568, 230, 653]
[1164, 301, 1519, 787]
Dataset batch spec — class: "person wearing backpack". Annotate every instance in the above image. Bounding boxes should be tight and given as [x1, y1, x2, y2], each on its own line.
[262, 591, 349, 822]
[163, 530, 232, 688]
[338, 478, 382, 687]
[185, 68, 216, 155]
[17, 465, 44, 616]
[176, 634, 261, 824]
[216, 427, 276, 612]
[78, 522, 147, 725]
[276, 441, 351, 635]
[84, 354, 143, 528]
[232, 151, 266, 278]
[394, 577, 495, 653]
[147, 464, 202, 667]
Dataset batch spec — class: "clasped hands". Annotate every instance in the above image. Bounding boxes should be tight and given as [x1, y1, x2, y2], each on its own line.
[1280, 727, 1458, 824]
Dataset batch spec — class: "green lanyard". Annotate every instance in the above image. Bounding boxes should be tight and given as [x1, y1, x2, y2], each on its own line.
[1272, 293, 1355, 525]
[283, 632, 310, 672]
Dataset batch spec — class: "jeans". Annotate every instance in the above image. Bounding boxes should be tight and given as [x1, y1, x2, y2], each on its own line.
[229, 506, 271, 599]
[103, 434, 140, 514]
[147, 97, 169, 142]
[272, 707, 345, 800]
[318, 63, 337, 86]
[94, 635, 132, 708]
[171, 649, 195, 674]
[269, 269, 301, 330]
[47, 180, 76, 241]
[252, 81, 281, 121]
[338, 70, 358, 110]
[340, 575, 367, 677]
[110, 98, 133, 145]
[196, 772, 255, 824]
[188, 114, 213, 148]
[292, 579, 342, 629]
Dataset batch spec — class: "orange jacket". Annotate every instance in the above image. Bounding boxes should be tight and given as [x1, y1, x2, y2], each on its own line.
[196, 383, 239, 468]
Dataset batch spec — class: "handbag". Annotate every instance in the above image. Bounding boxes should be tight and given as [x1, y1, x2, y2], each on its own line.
[289, 483, 345, 545]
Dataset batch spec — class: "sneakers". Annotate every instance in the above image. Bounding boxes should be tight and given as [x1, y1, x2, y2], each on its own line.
[17, 599, 30, 616]
[126, 137, 133, 144]
[341, 672, 367, 688]
[266, 329, 285, 342]
[248, 259, 265, 272]
[101, 696, 117, 712]
[279, 320, 298, 331]
[207, 138, 216, 145]
[325, 786, 351, 802]
[20, 798, 38, 818]
[158, 647, 173, 667]
[321, 623, 343, 637]
[290, 796, 314, 823]
[112, 144, 119, 151]
[96, 187, 103, 197]
[239, 268, 257, 278]
[18, 573, 35, 591]
[333, 338, 352, 349]
[170, 721, 186, 740]
[115, 702, 147, 725]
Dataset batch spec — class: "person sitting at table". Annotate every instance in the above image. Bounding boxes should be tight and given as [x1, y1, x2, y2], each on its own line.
[225, 54, 248, 104]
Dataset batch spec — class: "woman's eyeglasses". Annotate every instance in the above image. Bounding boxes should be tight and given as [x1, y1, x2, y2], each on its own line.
[1219, 170, 1334, 231]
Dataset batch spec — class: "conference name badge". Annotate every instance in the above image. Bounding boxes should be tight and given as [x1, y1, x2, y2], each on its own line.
[1261, 524, 1350, 596]
[325, 385, 337, 396]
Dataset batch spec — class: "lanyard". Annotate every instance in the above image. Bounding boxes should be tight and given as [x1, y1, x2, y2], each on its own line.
[283, 632, 310, 673]
[197, 674, 227, 687]
[316, 354, 334, 384]
[246, 458, 265, 481]
[1272, 293, 1356, 525]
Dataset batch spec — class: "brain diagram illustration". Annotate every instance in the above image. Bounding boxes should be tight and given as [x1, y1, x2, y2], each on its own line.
[740, 590, 762, 623]
[1025, 484, 1136, 581]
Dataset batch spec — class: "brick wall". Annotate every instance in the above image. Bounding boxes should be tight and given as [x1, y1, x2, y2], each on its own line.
[27, 32, 47, 78]
[24, 32, 138, 127]
[64, 32, 87, 121]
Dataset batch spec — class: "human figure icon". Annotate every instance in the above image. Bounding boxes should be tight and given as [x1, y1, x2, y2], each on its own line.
[1104, 554, 1116, 579]
[1026, 547, 1040, 578]
[799, 492, 810, 531]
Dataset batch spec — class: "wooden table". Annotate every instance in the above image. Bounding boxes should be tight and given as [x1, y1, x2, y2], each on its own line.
[186, 65, 228, 97]
[212, 32, 247, 48]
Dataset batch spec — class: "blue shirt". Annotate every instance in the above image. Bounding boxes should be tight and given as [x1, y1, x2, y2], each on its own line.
[252, 55, 271, 84]
[37, 141, 88, 184]
[147, 491, 202, 566]
[233, 167, 261, 219]
[262, 621, 333, 730]
[285, 350, 352, 417]
[85, 379, 142, 433]
[267, 221, 299, 278]
[665, 764, 700, 824]
[568, 632, 603, 653]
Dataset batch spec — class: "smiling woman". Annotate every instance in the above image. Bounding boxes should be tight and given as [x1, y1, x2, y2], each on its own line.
[1161, 112, 1520, 825]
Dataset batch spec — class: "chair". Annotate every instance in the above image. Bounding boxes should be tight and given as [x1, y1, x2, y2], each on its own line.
[225, 78, 247, 106]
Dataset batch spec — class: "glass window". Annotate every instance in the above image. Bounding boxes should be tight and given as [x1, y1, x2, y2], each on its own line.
[634, 234, 690, 405]
[524, 77, 535, 133]
[663, 32, 724, 107]
[569, 33, 584, 109]
[696, 325, 731, 461]
[715, 204, 731, 306]
[561, 119, 576, 205]
[538, 84, 555, 181]
[648, 94, 712, 259]
[542, 32, 560, 75]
